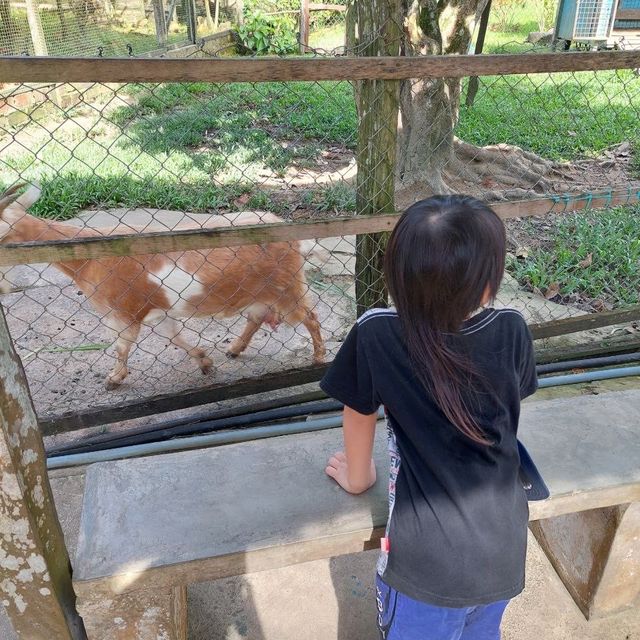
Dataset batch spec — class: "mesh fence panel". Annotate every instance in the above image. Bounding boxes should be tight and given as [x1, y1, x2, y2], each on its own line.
[0, 0, 236, 57]
[0, 43, 639, 424]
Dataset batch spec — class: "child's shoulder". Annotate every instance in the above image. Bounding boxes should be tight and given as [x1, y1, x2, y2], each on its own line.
[356, 307, 399, 328]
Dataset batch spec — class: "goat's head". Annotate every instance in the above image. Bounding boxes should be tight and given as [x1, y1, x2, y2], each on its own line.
[0, 184, 42, 243]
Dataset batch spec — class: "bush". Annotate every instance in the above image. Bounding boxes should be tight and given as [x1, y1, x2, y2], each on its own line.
[490, 0, 527, 32]
[235, 11, 298, 55]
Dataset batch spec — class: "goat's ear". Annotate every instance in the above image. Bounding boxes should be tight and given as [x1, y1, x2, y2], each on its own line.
[15, 184, 42, 210]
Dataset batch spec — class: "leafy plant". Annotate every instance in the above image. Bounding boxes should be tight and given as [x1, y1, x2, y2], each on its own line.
[490, 0, 527, 33]
[235, 12, 298, 56]
[535, 0, 558, 32]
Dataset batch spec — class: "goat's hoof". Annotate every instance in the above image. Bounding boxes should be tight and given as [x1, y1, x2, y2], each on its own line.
[200, 358, 213, 375]
[225, 350, 239, 359]
[105, 378, 122, 390]
[313, 354, 326, 365]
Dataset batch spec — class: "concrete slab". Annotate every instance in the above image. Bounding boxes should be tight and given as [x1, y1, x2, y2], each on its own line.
[186, 532, 640, 640]
[74, 390, 640, 587]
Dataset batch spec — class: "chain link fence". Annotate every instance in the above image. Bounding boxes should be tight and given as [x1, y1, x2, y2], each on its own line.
[0, 40, 639, 430]
[0, 0, 241, 57]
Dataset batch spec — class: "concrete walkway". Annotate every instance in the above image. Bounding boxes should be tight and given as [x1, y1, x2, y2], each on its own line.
[2, 381, 639, 639]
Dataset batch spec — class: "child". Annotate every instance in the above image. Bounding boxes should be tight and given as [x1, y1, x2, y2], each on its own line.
[320, 195, 537, 640]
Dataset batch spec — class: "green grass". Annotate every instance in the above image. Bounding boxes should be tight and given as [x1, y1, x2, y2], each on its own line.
[507, 206, 640, 306]
[458, 70, 640, 161]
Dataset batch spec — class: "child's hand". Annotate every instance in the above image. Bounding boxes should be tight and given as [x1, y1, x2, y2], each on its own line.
[325, 451, 376, 494]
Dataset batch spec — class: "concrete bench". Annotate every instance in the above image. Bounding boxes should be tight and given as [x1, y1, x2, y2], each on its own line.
[72, 390, 640, 639]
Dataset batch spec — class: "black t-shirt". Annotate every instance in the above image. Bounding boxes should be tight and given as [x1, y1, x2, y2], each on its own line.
[320, 307, 538, 607]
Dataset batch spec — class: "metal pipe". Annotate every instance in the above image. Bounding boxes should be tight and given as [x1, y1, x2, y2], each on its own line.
[46, 408, 385, 470]
[537, 351, 640, 375]
[48, 353, 640, 457]
[47, 366, 640, 470]
[537, 365, 640, 387]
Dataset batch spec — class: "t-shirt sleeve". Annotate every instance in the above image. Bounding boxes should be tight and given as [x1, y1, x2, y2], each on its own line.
[319, 323, 380, 415]
[519, 323, 538, 400]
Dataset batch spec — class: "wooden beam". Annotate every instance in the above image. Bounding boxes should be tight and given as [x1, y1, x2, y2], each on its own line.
[309, 3, 347, 10]
[0, 214, 399, 266]
[1, 189, 638, 267]
[530, 305, 640, 340]
[466, 0, 491, 107]
[1, 50, 639, 84]
[299, 0, 310, 53]
[616, 9, 640, 20]
[38, 363, 328, 436]
[0, 305, 85, 638]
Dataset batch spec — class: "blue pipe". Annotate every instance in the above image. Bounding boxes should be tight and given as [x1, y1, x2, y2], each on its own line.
[47, 367, 640, 469]
[537, 365, 640, 388]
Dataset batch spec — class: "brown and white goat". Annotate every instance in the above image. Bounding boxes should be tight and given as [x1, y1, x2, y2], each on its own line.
[0, 185, 325, 388]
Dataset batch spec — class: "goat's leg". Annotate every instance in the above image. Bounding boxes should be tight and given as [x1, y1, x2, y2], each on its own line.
[226, 314, 265, 359]
[287, 303, 325, 364]
[153, 315, 213, 374]
[106, 320, 141, 390]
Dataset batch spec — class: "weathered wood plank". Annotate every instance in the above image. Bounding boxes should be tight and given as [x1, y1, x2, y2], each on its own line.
[1, 189, 638, 266]
[1, 51, 639, 84]
[299, 0, 310, 53]
[309, 3, 347, 11]
[0, 306, 85, 638]
[38, 363, 328, 436]
[529, 305, 640, 340]
[616, 9, 640, 20]
[535, 334, 640, 364]
[0, 215, 398, 266]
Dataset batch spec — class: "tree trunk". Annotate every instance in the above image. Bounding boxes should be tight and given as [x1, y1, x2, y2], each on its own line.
[354, 0, 402, 315]
[393, 0, 553, 199]
[25, 0, 48, 56]
[397, 0, 486, 191]
[204, 0, 213, 29]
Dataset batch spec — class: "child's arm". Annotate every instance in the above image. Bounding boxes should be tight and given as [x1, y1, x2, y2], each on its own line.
[325, 406, 377, 494]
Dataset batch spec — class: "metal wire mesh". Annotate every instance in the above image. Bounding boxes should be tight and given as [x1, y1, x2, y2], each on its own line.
[0, 40, 639, 424]
[574, 0, 614, 39]
[0, 0, 237, 57]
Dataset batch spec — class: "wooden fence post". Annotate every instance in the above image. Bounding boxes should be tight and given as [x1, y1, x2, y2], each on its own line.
[153, 0, 168, 46]
[466, 0, 492, 107]
[354, 0, 402, 316]
[0, 305, 86, 639]
[299, 0, 310, 53]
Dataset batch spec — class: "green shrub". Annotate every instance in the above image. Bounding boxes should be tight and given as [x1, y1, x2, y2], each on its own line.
[235, 12, 298, 55]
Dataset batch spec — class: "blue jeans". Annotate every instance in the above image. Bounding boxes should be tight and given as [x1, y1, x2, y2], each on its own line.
[376, 576, 509, 640]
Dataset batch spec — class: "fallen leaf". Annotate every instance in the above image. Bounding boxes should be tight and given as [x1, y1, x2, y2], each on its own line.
[234, 193, 251, 208]
[567, 130, 577, 137]
[578, 253, 593, 268]
[591, 299, 606, 312]
[544, 282, 560, 299]
[515, 246, 529, 259]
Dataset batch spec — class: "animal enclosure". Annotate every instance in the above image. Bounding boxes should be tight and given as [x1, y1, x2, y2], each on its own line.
[0, 46, 639, 437]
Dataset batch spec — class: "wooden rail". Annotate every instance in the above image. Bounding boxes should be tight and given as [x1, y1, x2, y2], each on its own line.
[1, 51, 639, 84]
[1, 189, 638, 266]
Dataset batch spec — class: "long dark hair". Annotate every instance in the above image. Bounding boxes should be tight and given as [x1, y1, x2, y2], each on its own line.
[384, 195, 506, 444]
